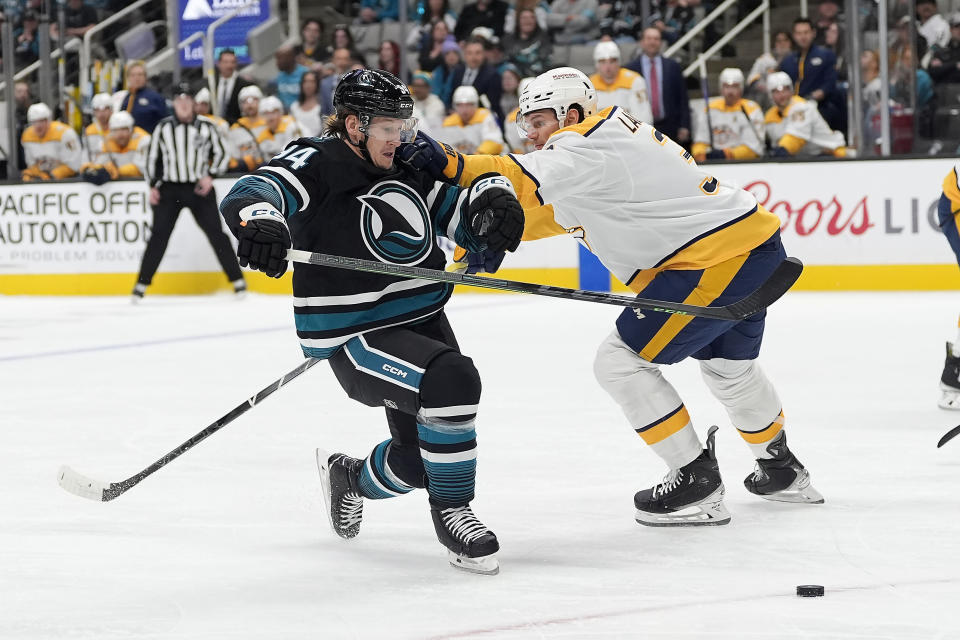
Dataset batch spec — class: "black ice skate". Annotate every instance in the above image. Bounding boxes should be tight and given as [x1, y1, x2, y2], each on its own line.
[316, 449, 364, 539]
[634, 425, 731, 527]
[431, 505, 500, 575]
[743, 431, 824, 504]
[939, 342, 960, 409]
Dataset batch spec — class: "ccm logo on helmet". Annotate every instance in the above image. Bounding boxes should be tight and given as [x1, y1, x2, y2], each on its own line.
[382, 364, 408, 378]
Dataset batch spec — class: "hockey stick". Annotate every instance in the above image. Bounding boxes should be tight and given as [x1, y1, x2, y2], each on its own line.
[286, 249, 803, 322]
[58, 357, 321, 502]
[700, 61, 715, 151]
[937, 424, 960, 448]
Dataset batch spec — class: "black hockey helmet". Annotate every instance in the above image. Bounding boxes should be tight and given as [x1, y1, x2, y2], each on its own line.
[333, 69, 414, 121]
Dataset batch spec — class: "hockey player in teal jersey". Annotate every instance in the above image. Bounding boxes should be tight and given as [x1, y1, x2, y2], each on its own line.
[218, 69, 523, 574]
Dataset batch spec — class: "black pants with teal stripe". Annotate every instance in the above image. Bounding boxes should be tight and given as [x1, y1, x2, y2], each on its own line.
[617, 232, 787, 364]
[329, 311, 480, 499]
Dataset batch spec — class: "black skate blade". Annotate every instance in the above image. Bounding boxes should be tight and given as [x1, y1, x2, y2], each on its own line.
[447, 550, 499, 575]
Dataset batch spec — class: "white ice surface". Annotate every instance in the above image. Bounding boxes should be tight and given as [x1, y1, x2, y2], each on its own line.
[2, 290, 960, 639]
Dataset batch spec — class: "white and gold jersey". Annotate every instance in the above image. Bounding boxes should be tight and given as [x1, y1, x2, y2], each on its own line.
[229, 115, 268, 170]
[256, 115, 303, 159]
[23, 121, 82, 179]
[764, 95, 846, 157]
[438, 108, 504, 155]
[442, 106, 780, 290]
[104, 127, 151, 178]
[590, 67, 654, 125]
[692, 97, 765, 161]
[83, 121, 109, 165]
[943, 163, 960, 211]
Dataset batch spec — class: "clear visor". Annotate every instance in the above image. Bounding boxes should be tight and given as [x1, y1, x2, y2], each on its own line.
[363, 116, 420, 143]
[515, 109, 555, 138]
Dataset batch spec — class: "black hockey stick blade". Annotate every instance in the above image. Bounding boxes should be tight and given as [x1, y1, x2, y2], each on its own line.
[286, 250, 803, 322]
[58, 357, 321, 502]
[937, 425, 960, 448]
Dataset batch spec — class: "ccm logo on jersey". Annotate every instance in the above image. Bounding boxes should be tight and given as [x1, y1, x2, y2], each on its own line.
[382, 364, 408, 379]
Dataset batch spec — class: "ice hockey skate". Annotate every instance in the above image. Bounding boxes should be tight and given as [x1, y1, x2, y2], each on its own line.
[634, 425, 731, 527]
[316, 449, 364, 539]
[743, 431, 823, 504]
[939, 342, 960, 409]
[431, 505, 500, 575]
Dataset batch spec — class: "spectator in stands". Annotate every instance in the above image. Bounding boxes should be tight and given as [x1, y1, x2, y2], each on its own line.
[454, 37, 504, 120]
[860, 49, 882, 111]
[472, 27, 507, 71]
[813, 0, 842, 45]
[419, 20, 455, 72]
[692, 67, 765, 162]
[505, 0, 548, 35]
[500, 64, 522, 117]
[257, 96, 303, 159]
[747, 29, 794, 108]
[502, 7, 552, 77]
[80, 111, 150, 183]
[764, 70, 847, 158]
[440, 85, 505, 154]
[822, 21, 847, 81]
[377, 40, 402, 78]
[83, 93, 112, 164]
[358, 0, 399, 23]
[320, 48, 357, 116]
[408, 0, 458, 51]
[591, 41, 653, 123]
[14, 10, 40, 67]
[290, 71, 323, 137]
[296, 19, 327, 67]
[64, 0, 97, 40]
[779, 17, 843, 131]
[326, 24, 365, 67]
[272, 46, 310, 110]
[547, 0, 600, 45]
[455, 0, 509, 41]
[626, 27, 691, 143]
[118, 61, 168, 134]
[21, 103, 81, 181]
[411, 71, 446, 135]
[431, 40, 464, 108]
[214, 49, 252, 124]
[930, 13, 960, 84]
[195, 88, 231, 140]
[228, 85, 267, 171]
[918, 0, 951, 53]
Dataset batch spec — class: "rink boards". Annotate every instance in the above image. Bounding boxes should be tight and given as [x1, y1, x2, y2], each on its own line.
[0, 156, 957, 294]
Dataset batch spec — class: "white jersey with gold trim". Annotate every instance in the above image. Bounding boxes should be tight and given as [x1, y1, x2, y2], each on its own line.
[590, 68, 654, 124]
[438, 108, 505, 155]
[692, 97, 765, 159]
[765, 95, 845, 156]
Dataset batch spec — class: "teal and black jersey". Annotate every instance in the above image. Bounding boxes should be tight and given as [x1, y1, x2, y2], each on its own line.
[220, 136, 479, 359]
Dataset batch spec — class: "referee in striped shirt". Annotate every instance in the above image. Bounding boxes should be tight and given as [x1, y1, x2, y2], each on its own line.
[133, 83, 246, 301]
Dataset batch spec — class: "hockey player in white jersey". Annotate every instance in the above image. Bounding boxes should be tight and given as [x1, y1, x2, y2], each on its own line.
[439, 85, 505, 155]
[936, 163, 960, 408]
[764, 71, 848, 158]
[590, 41, 653, 124]
[400, 67, 823, 526]
[691, 68, 765, 163]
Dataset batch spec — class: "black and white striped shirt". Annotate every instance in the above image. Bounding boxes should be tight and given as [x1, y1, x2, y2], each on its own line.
[146, 114, 228, 186]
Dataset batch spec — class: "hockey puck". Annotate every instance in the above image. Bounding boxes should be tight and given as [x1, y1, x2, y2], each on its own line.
[796, 585, 824, 597]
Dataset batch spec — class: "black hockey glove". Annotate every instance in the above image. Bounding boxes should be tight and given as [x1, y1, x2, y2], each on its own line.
[237, 212, 291, 278]
[705, 149, 727, 160]
[465, 173, 524, 253]
[769, 146, 791, 158]
[398, 131, 459, 183]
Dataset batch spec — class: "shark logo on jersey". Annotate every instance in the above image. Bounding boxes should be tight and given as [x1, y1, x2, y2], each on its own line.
[358, 181, 432, 265]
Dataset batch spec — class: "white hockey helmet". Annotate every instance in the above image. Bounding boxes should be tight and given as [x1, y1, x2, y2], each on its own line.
[452, 84, 479, 105]
[593, 40, 621, 62]
[27, 102, 52, 123]
[518, 67, 597, 126]
[194, 87, 211, 104]
[91, 92, 113, 111]
[238, 85, 263, 103]
[258, 95, 284, 114]
[718, 67, 744, 88]
[108, 111, 135, 130]
[766, 71, 794, 94]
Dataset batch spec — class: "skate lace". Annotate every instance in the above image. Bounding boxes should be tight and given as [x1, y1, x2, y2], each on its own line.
[652, 469, 683, 498]
[751, 462, 765, 483]
[440, 506, 490, 544]
[338, 492, 363, 528]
